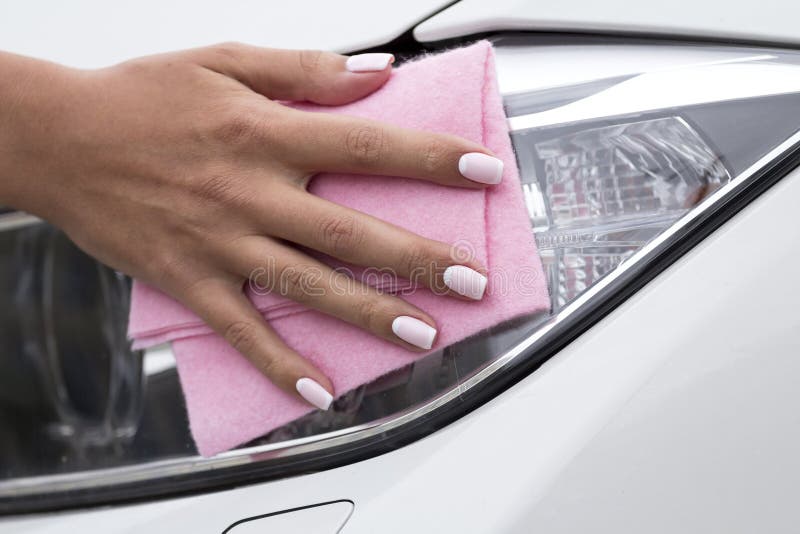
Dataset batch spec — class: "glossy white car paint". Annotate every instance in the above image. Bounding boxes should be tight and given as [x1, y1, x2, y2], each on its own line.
[415, 0, 800, 46]
[5, 165, 799, 532]
[2, 1, 799, 532]
[0, 0, 452, 68]
[227, 501, 353, 533]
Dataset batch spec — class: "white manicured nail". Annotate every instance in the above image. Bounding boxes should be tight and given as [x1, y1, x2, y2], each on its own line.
[443, 265, 488, 300]
[392, 316, 437, 350]
[296, 377, 333, 410]
[458, 153, 504, 184]
[345, 53, 394, 72]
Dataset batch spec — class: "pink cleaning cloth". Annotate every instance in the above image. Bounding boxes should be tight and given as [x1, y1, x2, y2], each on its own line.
[128, 41, 549, 456]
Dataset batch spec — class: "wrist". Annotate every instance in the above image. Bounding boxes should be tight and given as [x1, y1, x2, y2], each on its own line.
[0, 52, 85, 217]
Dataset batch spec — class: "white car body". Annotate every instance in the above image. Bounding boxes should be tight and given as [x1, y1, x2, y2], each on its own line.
[1, 1, 799, 532]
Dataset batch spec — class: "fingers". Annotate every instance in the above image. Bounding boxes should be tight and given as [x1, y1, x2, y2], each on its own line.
[193, 44, 504, 188]
[196, 42, 393, 105]
[256, 187, 488, 300]
[230, 236, 440, 351]
[276, 108, 505, 188]
[181, 275, 335, 410]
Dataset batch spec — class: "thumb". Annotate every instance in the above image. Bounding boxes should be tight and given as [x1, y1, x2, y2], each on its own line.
[195, 42, 394, 105]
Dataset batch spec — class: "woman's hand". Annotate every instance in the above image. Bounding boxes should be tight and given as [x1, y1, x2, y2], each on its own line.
[0, 43, 503, 409]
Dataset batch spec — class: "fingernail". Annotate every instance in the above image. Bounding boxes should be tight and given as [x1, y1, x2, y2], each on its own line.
[443, 265, 488, 300]
[296, 377, 334, 410]
[392, 316, 437, 350]
[458, 153, 504, 185]
[345, 53, 394, 72]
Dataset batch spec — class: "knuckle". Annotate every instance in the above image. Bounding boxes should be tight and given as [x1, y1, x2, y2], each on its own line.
[298, 49, 324, 76]
[204, 42, 252, 81]
[279, 265, 318, 298]
[195, 174, 250, 207]
[355, 296, 383, 331]
[214, 110, 266, 147]
[400, 243, 435, 278]
[196, 174, 235, 202]
[255, 353, 280, 379]
[295, 50, 326, 99]
[209, 41, 247, 62]
[344, 125, 385, 167]
[316, 214, 365, 257]
[421, 139, 452, 175]
[223, 321, 258, 355]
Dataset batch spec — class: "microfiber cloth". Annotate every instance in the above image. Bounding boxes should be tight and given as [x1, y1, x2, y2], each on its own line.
[128, 41, 549, 456]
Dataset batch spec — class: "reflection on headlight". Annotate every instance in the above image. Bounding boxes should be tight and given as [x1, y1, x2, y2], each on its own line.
[517, 116, 729, 310]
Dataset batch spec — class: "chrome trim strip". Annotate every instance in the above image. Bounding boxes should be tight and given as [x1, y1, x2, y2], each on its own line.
[2, 128, 799, 500]
[0, 212, 41, 232]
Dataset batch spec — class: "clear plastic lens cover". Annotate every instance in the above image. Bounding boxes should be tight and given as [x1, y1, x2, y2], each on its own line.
[519, 116, 732, 311]
[2, 38, 800, 508]
[530, 117, 729, 228]
[501, 37, 800, 312]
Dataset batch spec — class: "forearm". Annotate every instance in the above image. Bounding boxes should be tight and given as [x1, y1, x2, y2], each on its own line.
[0, 51, 79, 214]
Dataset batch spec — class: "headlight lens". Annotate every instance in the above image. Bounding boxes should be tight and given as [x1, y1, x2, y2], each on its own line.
[500, 38, 800, 312]
[2, 36, 800, 513]
[519, 116, 730, 309]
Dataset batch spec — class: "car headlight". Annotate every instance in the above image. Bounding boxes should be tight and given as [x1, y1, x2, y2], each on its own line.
[2, 35, 800, 514]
